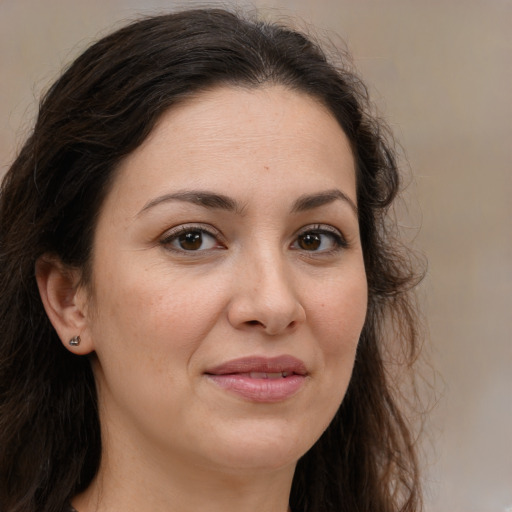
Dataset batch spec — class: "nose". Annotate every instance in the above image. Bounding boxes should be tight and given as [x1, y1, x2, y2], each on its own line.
[227, 251, 306, 336]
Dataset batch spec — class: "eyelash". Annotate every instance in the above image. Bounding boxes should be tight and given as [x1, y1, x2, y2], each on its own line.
[159, 223, 348, 255]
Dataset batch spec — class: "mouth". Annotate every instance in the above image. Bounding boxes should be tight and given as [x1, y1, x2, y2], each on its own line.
[239, 371, 294, 379]
[204, 355, 308, 403]
[205, 355, 308, 376]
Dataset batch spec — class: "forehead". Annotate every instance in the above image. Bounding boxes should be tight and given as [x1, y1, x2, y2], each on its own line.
[108, 85, 356, 213]
[145, 85, 351, 161]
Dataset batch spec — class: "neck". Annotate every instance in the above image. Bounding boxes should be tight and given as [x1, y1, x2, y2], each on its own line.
[73, 439, 295, 512]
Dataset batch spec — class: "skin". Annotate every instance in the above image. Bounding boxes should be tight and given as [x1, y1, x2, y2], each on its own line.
[37, 86, 367, 512]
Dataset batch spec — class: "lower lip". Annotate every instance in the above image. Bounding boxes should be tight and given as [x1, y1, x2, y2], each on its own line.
[207, 374, 306, 403]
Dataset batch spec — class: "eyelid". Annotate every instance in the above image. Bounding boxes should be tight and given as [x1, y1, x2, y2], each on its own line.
[296, 223, 345, 238]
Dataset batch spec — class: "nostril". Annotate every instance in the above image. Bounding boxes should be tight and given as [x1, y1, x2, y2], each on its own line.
[244, 318, 298, 332]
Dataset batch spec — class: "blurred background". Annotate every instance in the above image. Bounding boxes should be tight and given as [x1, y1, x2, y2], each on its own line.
[1, 0, 510, 510]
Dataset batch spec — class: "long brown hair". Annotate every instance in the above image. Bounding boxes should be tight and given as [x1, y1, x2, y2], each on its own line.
[0, 9, 423, 512]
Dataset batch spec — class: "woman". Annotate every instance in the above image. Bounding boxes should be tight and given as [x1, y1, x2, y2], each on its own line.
[0, 8, 423, 512]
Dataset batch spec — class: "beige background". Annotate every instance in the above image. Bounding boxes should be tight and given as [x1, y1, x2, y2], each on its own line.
[1, 0, 511, 510]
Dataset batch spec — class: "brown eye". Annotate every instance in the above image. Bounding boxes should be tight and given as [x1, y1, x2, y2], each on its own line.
[162, 227, 221, 252]
[292, 227, 347, 253]
[178, 231, 203, 250]
[297, 233, 321, 251]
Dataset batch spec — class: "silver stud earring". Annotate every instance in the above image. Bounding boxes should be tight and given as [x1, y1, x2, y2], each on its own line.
[68, 335, 81, 347]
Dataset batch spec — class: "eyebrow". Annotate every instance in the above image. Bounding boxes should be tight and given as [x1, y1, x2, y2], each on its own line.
[291, 189, 358, 216]
[138, 188, 357, 217]
[138, 190, 246, 216]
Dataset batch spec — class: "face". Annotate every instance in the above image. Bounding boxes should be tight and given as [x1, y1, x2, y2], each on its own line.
[81, 86, 367, 476]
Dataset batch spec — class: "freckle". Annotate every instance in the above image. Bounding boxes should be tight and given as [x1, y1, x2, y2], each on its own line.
[264, 165, 269, 171]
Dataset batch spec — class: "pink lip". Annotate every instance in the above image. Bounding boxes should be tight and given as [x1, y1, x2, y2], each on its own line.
[205, 355, 308, 403]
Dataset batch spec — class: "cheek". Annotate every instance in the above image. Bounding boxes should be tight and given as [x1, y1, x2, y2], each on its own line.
[310, 269, 367, 400]
[312, 272, 368, 356]
[298, 272, 367, 441]
[87, 268, 217, 420]
[88, 261, 224, 364]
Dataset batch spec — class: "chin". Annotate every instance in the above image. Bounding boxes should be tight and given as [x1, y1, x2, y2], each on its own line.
[197, 418, 321, 473]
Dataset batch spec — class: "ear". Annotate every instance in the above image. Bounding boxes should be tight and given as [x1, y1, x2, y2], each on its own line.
[35, 255, 94, 355]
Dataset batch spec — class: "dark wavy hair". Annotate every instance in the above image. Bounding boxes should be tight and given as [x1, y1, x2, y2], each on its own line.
[0, 8, 423, 512]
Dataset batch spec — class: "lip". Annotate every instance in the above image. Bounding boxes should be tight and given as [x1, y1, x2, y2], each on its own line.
[205, 355, 308, 403]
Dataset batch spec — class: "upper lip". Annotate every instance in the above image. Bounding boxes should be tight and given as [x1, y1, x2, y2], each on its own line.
[205, 355, 308, 376]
